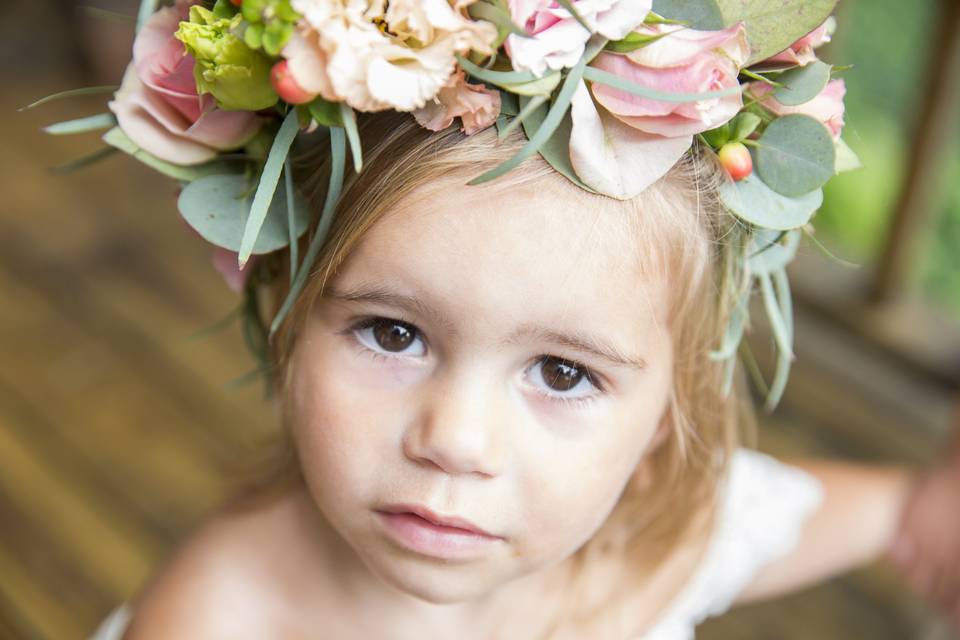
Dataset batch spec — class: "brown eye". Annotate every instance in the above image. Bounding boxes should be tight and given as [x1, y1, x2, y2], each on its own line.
[540, 357, 585, 392]
[372, 319, 417, 352]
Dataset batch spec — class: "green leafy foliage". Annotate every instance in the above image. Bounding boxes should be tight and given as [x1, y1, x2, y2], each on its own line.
[773, 60, 832, 106]
[755, 114, 835, 196]
[237, 109, 300, 267]
[720, 171, 822, 229]
[102, 127, 238, 181]
[177, 173, 309, 253]
[652, 0, 839, 64]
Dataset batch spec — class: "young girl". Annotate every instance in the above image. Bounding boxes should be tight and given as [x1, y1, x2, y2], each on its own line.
[38, 1, 953, 637]
[86, 113, 934, 639]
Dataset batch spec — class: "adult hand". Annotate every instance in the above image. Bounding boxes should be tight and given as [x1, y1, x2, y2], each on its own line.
[888, 410, 960, 626]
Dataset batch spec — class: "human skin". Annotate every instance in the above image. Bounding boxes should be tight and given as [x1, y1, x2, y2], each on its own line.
[284, 175, 678, 632]
[124, 172, 956, 639]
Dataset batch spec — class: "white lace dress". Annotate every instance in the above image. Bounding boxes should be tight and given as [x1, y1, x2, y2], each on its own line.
[90, 448, 824, 640]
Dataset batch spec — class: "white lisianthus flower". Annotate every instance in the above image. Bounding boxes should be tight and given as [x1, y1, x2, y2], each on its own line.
[284, 0, 497, 112]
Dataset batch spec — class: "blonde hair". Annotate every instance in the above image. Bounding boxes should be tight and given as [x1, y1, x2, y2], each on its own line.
[231, 110, 755, 636]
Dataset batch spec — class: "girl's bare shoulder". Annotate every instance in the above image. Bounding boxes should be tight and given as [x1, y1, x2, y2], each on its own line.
[123, 482, 331, 639]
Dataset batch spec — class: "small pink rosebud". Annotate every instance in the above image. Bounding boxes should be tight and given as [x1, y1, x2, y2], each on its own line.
[719, 142, 753, 181]
[271, 60, 317, 105]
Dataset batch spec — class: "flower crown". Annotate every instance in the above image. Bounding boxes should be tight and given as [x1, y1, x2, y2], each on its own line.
[33, 0, 858, 408]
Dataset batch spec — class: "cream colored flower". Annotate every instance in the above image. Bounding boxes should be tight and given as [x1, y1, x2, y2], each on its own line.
[286, 0, 497, 112]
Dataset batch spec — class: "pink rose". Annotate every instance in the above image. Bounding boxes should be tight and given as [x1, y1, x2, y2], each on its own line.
[108, 0, 263, 164]
[763, 17, 835, 67]
[751, 79, 846, 140]
[505, 0, 651, 76]
[589, 22, 749, 138]
[413, 68, 501, 135]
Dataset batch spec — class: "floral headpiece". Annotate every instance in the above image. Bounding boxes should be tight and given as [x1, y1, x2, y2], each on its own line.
[33, 0, 858, 408]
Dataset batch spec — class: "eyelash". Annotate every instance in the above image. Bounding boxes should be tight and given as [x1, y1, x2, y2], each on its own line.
[344, 316, 605, 408]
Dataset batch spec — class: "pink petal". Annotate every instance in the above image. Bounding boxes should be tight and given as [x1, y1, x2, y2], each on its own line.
[569, 81, 690, 199]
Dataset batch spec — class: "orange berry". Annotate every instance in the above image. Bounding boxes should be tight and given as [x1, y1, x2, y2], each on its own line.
[270, 60, 316, 105]
[718, 142, 753, 181]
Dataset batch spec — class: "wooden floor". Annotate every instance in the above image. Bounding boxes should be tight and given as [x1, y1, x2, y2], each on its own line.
[2, 71, 959, 639]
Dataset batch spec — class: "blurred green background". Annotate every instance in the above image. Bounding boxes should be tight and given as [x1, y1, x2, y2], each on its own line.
[817, 0, 960, 314]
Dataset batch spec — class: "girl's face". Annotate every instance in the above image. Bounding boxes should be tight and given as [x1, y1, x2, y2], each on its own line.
[287, 178, 675, 604]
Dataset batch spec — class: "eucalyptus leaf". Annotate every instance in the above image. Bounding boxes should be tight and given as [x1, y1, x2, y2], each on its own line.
[43, 113, 116, 135]
[136, 0, 158, 32]
[720, 172, 822, 229]
[237, 109, 301, 267]
[773, 61, 831, 106]
[500, 72, 562, 96]
[499, 94, 548, 140]
[270, 127, 347, 337]
[715, 0, 838, 65]
[50, 146, 119, 174]
[583, 66, 742, 103]
[522, 100, 596, 192]
[19, 85, 118, 112]
[604, 30, 668, 53]
[747, 228, 801, 274]
[339, 103, 362, 172]
[457, 55, 541, 86]
[467, 2, 528, 37]
[651, 0, 724, 29]
[499, 91, 520, 117]
[755, 114, 835, 196]
[178, 173, 310, 254]
[468, 36, 604, 186]
[102, 127, 240, 181]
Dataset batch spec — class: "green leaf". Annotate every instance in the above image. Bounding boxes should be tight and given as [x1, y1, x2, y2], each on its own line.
[307, 97, 343, 127]
[18, 85, 118, 111]
[521, 98, 596, 193]
[237, 109, 300, 267]
[498, 94, 548, 140]
[604, 30, 668, 54]
[748, 228, 800, 274]
[284, 157, 299, 283]
[456, 55, 542, 87]
[499, 72, 562, 96]
[270, 127, 346, 337]
[467, 2, 528, 37]
[102, 126, 239, 181]
[178, 173, 310, 254]
[469, 36, 602, 186]
[583, 66, 742, 103]
[554, 0, 591, 32]
[136, 0, 159, 32]
[499, 90, 520, 117]
[651, 0, 724, 29]
[49, 146, 119, 174]
[212, 0, 238, 19]
[715, 0, 838, 65]
[758, 269, 793, 410]
[755, 114, 835, 197]
[339, 103, 363, 172]
[720, 172, 822, 229]
[701, 123, 730, 149]
[773, 60, 831, 106]
[42, 113, 116, 136]
[729, 112, 761, 141]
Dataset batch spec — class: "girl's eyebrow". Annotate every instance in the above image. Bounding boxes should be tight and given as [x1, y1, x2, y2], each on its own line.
[324, 284, 647, 371]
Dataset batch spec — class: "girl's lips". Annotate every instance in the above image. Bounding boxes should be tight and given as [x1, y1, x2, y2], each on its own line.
[374, 509, 504, 560]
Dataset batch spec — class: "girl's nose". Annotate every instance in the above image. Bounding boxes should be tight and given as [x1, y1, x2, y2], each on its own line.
[401, 371, 506, 478]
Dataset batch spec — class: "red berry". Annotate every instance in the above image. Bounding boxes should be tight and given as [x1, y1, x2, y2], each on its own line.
[718, 142, 753, 181]
[230, 0, 242, 6]
[270, 60, 316, 105]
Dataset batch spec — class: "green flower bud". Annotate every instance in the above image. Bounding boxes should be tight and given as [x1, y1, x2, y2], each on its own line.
[175, 5, 278, 111]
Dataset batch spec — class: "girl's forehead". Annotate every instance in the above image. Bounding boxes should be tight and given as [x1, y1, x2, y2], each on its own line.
[331, 178, 672, 345]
